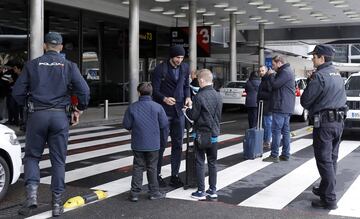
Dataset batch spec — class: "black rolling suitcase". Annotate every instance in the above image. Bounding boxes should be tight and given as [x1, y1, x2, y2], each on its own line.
[184, 118, 197, 189]
[243, 100, 264, 159]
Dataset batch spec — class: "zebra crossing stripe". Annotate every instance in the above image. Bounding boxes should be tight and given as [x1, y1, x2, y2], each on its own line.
[39, 134, 240, 184]
[165, 138, 313, 200]
[17, 125, 114, 141]
[21, 134, 132, 158]
[238, 140, 360, 210]
[330, 175, 360, 217]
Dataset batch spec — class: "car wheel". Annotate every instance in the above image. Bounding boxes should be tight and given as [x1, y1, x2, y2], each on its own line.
[300, 109, 309, 122]
[0, 156, 10, 201]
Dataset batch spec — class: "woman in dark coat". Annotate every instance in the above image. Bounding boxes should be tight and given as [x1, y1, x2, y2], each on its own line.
[245, 71, 261, 128]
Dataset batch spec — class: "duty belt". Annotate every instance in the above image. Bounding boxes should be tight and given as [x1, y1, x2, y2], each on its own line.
[319, 109, 345, 123]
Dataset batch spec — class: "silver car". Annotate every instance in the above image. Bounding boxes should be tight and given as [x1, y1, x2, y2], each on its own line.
[219, 81, 247, 107]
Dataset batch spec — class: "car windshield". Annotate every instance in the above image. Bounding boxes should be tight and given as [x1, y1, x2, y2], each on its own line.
[226, 82, 246, 88]
[345, 76, 360, 90]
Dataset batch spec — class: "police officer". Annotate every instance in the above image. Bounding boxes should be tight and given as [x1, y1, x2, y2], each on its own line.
[13, 32, 90, 217]
[301, 44, 347, 210]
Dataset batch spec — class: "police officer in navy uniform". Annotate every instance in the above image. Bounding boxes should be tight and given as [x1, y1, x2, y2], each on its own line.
[13, 32, 90, 217]
[301, 44, 347, 210]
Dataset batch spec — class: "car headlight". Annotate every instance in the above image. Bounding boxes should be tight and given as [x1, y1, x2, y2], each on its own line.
[5, 132, 20, 145]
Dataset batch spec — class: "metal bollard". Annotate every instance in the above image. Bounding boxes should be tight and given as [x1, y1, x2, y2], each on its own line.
[104, 100, 108, 120]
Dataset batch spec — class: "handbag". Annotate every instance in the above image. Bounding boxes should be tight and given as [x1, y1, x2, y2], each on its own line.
[196, 132, 213, 149]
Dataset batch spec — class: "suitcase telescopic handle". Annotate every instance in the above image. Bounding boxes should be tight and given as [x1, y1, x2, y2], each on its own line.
[257, 100, 264, 129]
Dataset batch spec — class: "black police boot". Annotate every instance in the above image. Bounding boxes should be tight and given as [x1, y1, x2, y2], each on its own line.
[52, 193, 64, 217]
[18, 184, 38, 216]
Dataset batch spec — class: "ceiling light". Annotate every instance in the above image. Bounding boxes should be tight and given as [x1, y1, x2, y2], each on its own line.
[211, 24, 221, 27]
[220, 17, 230, 22]
[329, 0, 345, 3]
[257, 4, 272, 9]
[279, 14, 292, 19]
[316, 16, 329, 19]
[249, 15, 262, 20]
[233, 10, 247, 15]
[347, 14, 360, 18]
[214, 3, 228, 8]
[334, 4, 349, 8]
[299, 6, 313, 10]
[162, 10, 175, 15]
[155, 0, 171, 2]
[291, 20, 303, 23]
[248, 0, 264, 6]
[196, 8, 206, 13]
[319, 18, 332, 22]
[237, 22, 247, 26]
[292, 3, 307, 7]
[121, 1, 129, 4]
[285, 0, 301, 2]
[350, 17, 360, 20]
[224, 7, 238, 11]
[150, 7, 164, 12]
[264, 21, 274, 25]
[285, 18, 297, 21]
[343, 10, 357, 15]
[265, 8, 279, 12]
[204, 22, 214, 25]
[310, 12, 323, 17]
[180, 4, 189, 10]
[173, 13, 186, 18]
[203, 11, 216, 16]
[257, 19, 268, 23]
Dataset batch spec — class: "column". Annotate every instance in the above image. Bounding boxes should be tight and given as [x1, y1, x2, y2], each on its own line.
[189, 0, 197, 72]
[30, 0, 44, 59]
[259, 23, 265, 66]
[230, 13, 237, 81]
[129, 0, 140, 103]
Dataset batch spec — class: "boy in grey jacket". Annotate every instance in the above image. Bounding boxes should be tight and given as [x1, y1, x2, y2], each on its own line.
[123, 82, 168, 202]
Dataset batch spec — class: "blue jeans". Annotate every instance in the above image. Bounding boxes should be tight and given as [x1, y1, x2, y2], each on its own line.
[270, 113, 291, 158]
[263, 115, 272, 144]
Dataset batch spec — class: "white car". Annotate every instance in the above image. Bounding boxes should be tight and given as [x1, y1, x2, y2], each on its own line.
[293, 77, 309, 122]
[344, 72, 360, 130]
[219, 81, 247, 107]
[0, 124, 22, 201]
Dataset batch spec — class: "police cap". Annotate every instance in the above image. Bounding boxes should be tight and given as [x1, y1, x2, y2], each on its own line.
[308, 44, 335, 57]
[45, 32, 63, 45]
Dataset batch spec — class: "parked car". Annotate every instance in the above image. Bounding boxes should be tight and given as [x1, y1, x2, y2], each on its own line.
[344, 72, 360, 130]
[0, 124, 21, 201]
[219, 81, 247, 107]
[293, 77, 309, 122]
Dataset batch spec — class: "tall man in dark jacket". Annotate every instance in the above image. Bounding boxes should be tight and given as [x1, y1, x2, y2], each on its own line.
[123, 82, 168, 202]
[151, 45, 192, 187]
[183, 69, 222, 200]
[257, 65, 273, 149]
[13, 32, 90, 217]
[263, 55, 295, 163]
[301, 45, 347, 210]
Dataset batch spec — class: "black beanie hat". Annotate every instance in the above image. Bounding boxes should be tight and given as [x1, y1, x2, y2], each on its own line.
[169, 45, 185, 58]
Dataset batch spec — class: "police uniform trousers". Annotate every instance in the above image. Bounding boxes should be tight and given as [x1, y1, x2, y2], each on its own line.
[23, 110, 69, 194]
[312, 116, 344, 205]
[157, 114, 185, 177]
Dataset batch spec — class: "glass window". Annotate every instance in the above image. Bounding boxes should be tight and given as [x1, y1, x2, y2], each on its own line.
[345, 76, 360, 90]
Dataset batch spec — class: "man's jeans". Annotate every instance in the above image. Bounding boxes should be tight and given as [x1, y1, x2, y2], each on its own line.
[263, 115, 272, 144]
[271, 113, 291, 158]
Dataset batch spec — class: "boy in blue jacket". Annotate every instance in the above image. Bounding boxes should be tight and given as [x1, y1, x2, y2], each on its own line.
[122, 82, 168, 201]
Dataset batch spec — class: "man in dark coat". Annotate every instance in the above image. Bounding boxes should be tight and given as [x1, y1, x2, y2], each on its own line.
[263, 55, 295, 163]
[151, 45, 191, 188]
[257, 65, 273, 149]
